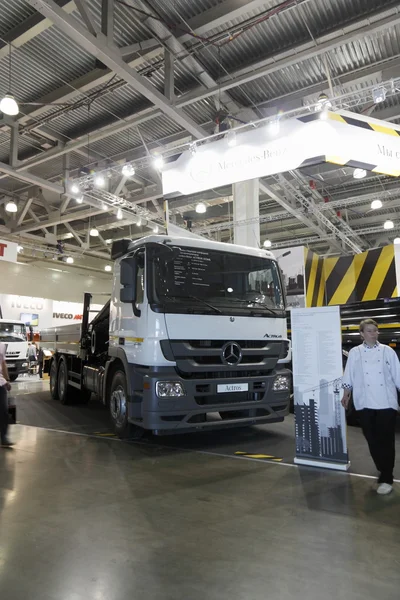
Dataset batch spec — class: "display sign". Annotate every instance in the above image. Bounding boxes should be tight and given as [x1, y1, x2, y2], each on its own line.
[162, 110, 400, 196]
[0, 240, 18, 264]
[291, 306, 349, 471]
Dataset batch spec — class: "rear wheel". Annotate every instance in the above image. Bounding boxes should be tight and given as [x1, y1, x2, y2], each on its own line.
[58, 359, 75, 405]
[50, 360, 59, 400]
[109, 370, 144, 439]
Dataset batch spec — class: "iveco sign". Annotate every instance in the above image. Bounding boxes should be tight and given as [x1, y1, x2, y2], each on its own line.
[53, 313, 83, 320]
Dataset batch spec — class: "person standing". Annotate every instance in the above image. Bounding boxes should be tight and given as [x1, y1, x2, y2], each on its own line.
[0, 342, 14, 447]
[37, 345, 44, 379]
[342, 319, 400, 495]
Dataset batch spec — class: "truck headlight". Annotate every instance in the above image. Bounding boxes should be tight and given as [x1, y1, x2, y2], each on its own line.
[156, 381, 186, 398]
[273, 375, 290, 391]
[22, 363, 28, 367]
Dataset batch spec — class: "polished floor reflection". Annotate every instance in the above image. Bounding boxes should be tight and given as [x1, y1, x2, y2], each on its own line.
[1, 425, 399, 600]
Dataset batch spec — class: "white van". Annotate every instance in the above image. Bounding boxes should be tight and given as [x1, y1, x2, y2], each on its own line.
[0, 319, 29, 381]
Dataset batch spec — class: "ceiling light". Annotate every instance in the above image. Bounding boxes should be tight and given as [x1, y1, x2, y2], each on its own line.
[117, 208, 123, 220]
[76, 195, 83, 204]
[263, 239, 272, 248]
[5, 201, 17, 213]
[153, 225, 159, 234]
[371, 199, 383, 210]
[105, 238, 112, 244]
[70, 183, 80, 194]
[394, 238, 400, 245]
[315, 92, 332, 112]
[372, 86, 386, 104]
[137, 218, 142, 227]
[0, 94, 19, 116]
[105, 265, 112, 272]
[66, 256, 74, 264]
[90, 227, 99, 237]
[121, 163, 135, 177]
[384, 220, 394, 230]
[94, 174, 105, 188]
[353, 168, 367, 179]
[267, 118, 280, 136]
[189, 143, 197, 156]
[153, 155, 164, 170]
[64, 233, 73, 239]
[17, 245, 23, 253]
[196, 202, 206, 214]
[102, 203, 107, 211]
[226, 130, 237, 147]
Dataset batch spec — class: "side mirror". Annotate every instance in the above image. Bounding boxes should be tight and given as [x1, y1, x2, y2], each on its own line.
[120, 257, 140, 316]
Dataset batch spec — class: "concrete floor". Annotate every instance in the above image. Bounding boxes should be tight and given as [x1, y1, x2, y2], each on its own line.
[1, 425, 400, 600]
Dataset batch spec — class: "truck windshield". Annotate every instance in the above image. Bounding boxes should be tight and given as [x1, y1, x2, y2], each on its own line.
[0, 323, 26, 342]
[149, 245, 285, 316]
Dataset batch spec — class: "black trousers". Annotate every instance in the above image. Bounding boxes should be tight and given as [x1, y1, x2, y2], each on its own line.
[357, 408, 397, 484]
[0, 385, 9, 443]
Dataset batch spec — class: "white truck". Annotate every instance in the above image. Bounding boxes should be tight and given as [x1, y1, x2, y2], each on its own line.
[0, 319, 29, 381]
[40, 235, 291, 438]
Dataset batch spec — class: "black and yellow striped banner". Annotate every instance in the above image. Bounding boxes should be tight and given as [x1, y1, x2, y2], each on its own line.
[305, 246, 397, 307]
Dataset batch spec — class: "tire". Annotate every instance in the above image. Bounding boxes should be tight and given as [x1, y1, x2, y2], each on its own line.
[58, 359, 75, 405]
[109, 370, 144, 439]
[9, 374, 18, 382]
[50, 360, 59, 400]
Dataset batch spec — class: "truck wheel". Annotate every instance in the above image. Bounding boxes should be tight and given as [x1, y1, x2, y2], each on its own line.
[109, 370, 144, 439]
[58, 359, 74, 405]
[9, 374, 18, 383]
[50, 360, 59, 400]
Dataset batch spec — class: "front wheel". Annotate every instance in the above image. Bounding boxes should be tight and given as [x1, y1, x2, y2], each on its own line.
[109, 370, 144, 439]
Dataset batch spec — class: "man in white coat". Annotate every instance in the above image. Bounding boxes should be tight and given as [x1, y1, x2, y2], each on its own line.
[342, 319, 400, 495]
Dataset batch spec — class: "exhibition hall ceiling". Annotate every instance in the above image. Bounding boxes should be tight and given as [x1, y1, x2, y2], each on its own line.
[0, 0, 400, 269]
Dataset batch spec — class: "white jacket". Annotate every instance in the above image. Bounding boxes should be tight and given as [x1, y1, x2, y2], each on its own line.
[342, 342, 400, 411]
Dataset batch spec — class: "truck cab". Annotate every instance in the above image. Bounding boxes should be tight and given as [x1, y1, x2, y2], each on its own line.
[0, 319, 29, 381]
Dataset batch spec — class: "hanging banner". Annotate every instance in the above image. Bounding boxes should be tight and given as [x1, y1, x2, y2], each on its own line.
[292, 305, 349, 471]
[162, 110, 400, 196]
[0, 239, 18, 264]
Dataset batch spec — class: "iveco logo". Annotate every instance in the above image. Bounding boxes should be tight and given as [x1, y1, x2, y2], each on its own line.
[222, 341, 242, 366]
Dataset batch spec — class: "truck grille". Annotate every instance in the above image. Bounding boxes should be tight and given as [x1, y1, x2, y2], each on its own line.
[6, 352, 20, 357]
[160, 339, 284, 378]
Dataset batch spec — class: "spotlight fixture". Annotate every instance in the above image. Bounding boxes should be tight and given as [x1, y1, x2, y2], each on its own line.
[102, 203, 107, 211]
[17, 245, 23, 253]
[105, 238, 112, 244]
[195, 202, 207, 214]
[105, 265, 112, 272]
[315, 92, 332, 112]
[153, 155, 164, 170]
[0, 94, 19, 116]
[70, 183, 80, 194]
[66, 256, 74, 264]
[94, 174, 105, 188]
[0, 45, 19, 116]
[64, 233, 73, 239]
[116, 208, 123, 220]
[121, 163, 135, 177]
[226, 130, 237, 148]
[189, 143, 197, 156]
[263, 239, 272, 248]
[153, 225, 159, 234]
[137, 218, 142, 227]
[384, 220, 394, 230]
[90, 227, 99, 237]
[76, 195, 83, 204]
[372, 86, 386, 104]
[353, 168, 367, 179]
[5, 201, 17, 213]
[394, 238, 400, 245]
[371, 199, 383, 210]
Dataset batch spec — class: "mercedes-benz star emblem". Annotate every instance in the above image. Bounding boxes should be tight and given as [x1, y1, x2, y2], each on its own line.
[222, 341, 242, 366]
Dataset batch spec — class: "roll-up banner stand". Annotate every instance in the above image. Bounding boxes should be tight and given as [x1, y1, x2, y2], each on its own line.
[291, 306, 350, 471]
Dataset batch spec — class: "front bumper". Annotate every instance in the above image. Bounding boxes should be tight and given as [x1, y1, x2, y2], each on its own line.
[6, 359, 28, 375]
[127, 366, 291, 435]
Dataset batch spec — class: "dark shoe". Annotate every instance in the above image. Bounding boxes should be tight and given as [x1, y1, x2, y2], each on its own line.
[1, 439, 15, 448]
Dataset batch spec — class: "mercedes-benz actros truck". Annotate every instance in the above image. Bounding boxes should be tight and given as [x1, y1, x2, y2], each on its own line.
[40, 235, 291, 438]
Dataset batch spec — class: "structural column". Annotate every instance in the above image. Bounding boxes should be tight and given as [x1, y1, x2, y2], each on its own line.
[233, 179, 260, 248]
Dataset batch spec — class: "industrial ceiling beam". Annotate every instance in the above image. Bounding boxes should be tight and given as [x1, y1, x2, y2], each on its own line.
[27, 0, 207, 139]
[13, 206, 106, 235]
[0, 161, 63, 194]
